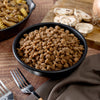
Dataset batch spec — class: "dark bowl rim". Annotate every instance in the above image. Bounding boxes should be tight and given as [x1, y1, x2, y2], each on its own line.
[0, 0, 36, 32]
[13, 22, 88, 74]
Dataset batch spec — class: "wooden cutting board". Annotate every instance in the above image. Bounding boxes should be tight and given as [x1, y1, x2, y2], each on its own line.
[42, 0, 100, 50]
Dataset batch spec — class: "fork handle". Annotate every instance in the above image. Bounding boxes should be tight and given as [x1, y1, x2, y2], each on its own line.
[31, 91, 43, 100]
[38, 98, 43, 100]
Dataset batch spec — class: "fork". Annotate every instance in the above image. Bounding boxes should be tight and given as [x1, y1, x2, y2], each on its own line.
[10, 68, 43, 100]
[0, 80, 14, 100]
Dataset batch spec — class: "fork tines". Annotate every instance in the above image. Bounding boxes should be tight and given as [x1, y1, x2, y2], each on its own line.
[0, 81, 9, 97]
[10, 68, 30, 89]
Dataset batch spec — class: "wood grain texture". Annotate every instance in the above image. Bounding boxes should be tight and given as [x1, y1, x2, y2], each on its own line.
[0, 0, 100, 100]
[42, 0, 100, 50]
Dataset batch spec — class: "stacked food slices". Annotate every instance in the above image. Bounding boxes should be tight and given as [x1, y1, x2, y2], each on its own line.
[54, 8, 93, 36]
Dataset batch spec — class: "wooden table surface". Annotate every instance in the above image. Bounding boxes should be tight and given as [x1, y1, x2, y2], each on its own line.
[0, 0, 100, 100]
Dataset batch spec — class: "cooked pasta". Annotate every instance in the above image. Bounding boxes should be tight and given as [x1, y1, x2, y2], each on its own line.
[20, 8, 28, 17]
[16, 0, 26, 4]
[16, 0, 22, 4]
[2, 19, 16, 27]
[18, 15, 24, 21]
[0, 21, 7, 29]
[0, 0, 29, 30]
[22, 0, 26, 4]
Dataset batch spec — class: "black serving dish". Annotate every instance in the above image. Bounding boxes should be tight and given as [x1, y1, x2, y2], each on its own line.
[0, 0, 36, 41]
[13, 22, 87, 78]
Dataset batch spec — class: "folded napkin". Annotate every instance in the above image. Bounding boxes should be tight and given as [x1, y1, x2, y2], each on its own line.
[25, 54, 100, 100]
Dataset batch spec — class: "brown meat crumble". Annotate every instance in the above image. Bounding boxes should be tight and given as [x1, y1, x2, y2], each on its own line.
[17, 25, 84, 71]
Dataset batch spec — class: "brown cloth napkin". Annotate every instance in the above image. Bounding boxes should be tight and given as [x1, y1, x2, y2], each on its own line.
[25, 54, 100, 100]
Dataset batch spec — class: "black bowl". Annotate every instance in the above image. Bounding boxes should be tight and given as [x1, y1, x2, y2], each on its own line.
[0, 0, 36, 41]
[13, 22, 87, 78]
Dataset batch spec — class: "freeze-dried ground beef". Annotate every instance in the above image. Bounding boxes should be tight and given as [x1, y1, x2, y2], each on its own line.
[17, 25, 84, 71]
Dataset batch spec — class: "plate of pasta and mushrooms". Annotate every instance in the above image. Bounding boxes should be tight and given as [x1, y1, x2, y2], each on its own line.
[0, 0, 35, 41]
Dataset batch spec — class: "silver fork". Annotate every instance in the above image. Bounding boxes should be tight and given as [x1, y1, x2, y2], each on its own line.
[0, 80, 14, 100]
[10, 68, 43, 100]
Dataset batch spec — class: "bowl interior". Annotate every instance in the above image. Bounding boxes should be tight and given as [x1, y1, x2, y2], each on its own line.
[13, 22, 87, 75]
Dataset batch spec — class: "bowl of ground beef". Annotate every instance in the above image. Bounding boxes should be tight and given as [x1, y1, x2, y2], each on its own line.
[13, 22, 87, 78]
